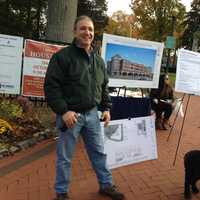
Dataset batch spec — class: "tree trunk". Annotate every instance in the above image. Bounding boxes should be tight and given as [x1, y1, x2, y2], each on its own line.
[35, 0, 41, 39]
[26, 0, 32, 38]
[46, 0, 78, 43]
[5, 0, 10, 26]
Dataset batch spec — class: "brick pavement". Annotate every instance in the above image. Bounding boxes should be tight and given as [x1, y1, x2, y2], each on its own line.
[0, 95, 200, 200]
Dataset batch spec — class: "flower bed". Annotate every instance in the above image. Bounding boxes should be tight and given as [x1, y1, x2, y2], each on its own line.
[0, 96, 56, 158]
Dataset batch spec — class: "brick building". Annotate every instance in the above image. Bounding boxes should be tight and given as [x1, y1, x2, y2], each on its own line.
[107, 54, 153, 80]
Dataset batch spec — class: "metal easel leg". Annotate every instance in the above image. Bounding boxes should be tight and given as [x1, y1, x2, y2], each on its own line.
[173, 94, 191, 166]
[167, 93, 186, 141]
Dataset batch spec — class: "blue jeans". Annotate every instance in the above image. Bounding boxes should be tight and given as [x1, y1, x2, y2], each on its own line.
[55, 107, 113, 193]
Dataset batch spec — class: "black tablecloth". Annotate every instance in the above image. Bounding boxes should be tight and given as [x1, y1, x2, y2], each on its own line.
[110, 96, 151, 120]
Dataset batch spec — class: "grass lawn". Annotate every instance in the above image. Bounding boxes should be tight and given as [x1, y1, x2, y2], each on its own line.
[169, 72, 176, 87]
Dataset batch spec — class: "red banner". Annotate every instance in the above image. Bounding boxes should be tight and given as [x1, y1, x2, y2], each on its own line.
[22, 39, 65, 97]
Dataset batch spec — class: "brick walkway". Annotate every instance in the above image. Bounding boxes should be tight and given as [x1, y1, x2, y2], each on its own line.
[1, 95, 200, 200]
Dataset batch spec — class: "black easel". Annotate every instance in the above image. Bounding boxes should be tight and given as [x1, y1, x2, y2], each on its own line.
[167, 93, 186, 142]
[172, 94, 191, 166]
[117, 86, 127, 97]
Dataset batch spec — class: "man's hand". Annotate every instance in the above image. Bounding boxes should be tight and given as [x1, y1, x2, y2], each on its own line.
[101, 111, 111, 127]
[62, 111, 79, 128]
[153, 98, 158, 104]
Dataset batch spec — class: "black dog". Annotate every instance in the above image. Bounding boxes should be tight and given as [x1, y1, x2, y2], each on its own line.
[184, 150, 200, 199]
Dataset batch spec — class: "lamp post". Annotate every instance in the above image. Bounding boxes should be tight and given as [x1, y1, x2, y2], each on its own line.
[165, 16, 176, 73]
[192, 28, 200, 52]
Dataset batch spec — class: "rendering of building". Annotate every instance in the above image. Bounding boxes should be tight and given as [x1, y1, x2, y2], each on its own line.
[107, 54, 153, 81]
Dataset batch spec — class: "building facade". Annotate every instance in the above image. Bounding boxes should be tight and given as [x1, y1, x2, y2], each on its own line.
[107, 55, 153, 80]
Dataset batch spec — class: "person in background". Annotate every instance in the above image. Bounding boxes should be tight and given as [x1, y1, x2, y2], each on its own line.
[44, 15, 125, 200]
[150, 74, 175, 130]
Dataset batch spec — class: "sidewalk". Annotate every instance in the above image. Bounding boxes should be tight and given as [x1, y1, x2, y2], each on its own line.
[0, 95, 200, 200]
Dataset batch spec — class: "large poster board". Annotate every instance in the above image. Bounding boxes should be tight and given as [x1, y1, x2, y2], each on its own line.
[175, 49, 200, 96]
[22, 40, 64, 97]
[101, 33, 164, 88]
[0, 34, 23, 94]
[101, 115, 157, 169]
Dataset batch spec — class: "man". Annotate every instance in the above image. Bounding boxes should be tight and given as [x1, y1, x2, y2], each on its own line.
[44, 15, 125, 200]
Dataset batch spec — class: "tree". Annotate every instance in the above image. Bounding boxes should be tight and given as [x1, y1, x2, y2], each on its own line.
[0, 0, 47, 39]
[0, 0, 108, 42]
[77, 0, 108, 38]
[46, 0, 78, 43]
[182, 0, 200, 49]
[130, 0, 186, 42]
[105, 11, 137, 38]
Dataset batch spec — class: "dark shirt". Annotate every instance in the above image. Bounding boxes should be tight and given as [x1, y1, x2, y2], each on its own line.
[44, 40, 112, 115]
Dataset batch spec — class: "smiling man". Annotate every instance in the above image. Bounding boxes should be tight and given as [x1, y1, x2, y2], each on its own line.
[44, 15, 125, 200]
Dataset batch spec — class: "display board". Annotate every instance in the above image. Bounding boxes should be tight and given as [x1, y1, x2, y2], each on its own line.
[101, 115, 157, 169]
[175, 48, 200, 96]
[22, 39, 64, 97]
[101, 33, 164, 88]
[0, 34, 23, 94]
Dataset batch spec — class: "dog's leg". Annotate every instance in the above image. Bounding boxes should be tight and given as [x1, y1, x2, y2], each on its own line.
[184, 169, 191, 199]
[191, 181, 199, 194]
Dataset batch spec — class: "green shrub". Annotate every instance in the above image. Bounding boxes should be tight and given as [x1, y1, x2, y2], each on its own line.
[0, 99, 23, 120]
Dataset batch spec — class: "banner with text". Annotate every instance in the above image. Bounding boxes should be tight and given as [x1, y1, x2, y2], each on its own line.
[0, 34, 23, 94]
[175, 49, 200, 96]
[22, 39, 64, 97]
[101, 115, 157, 169]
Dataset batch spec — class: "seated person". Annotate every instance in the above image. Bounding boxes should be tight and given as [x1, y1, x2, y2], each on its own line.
[150, 74, 174, 130]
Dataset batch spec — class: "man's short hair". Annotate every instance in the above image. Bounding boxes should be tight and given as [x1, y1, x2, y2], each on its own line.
[74, 15, 93, 30]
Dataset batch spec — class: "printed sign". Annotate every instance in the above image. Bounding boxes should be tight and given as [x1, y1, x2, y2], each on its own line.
[175, 49, 200, 96]
[101, 115, 157, 169]
[101, 33, 164, 88]
[165, 36, 176, 49]
[22, 39, 64, 97]
[0, 34, 23, 94]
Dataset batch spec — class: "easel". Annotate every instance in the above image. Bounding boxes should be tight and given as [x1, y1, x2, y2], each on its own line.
[166, 93, 192, 166]
[117, 86, 127, 97]
[167, 44, 200, 165]
[167, 93, 186, 141]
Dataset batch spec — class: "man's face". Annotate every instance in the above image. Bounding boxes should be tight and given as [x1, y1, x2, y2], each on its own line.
[74, 19, 94, 48]
[164, 75, 170, 85]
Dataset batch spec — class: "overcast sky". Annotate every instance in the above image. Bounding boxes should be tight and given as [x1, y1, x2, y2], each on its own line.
[107, 0, 193, 16]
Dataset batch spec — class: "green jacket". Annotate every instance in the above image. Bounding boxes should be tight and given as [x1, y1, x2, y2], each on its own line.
[44, 40, 111, 115]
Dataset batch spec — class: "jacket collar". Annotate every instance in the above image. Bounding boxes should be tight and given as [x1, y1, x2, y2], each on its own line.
[72, 39, 94, 55]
